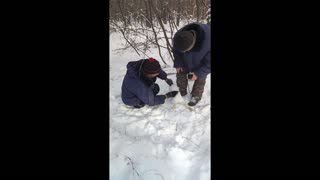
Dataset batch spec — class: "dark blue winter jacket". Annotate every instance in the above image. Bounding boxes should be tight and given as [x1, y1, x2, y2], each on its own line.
[121, 60, 167, 106]
[172, 23, 211, 79]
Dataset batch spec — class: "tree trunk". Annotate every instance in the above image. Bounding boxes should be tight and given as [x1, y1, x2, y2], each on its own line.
[196, 0, 200, 22]
[176, 0, 181, 27]
[145, 2, 152, 28]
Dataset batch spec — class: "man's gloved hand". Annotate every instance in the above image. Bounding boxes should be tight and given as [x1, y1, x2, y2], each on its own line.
[165, 78, 173, 86]
[165, 91, 179, 98]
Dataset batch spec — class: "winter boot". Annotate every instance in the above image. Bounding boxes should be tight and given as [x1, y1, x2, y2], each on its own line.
[133, 101, 145, 108]
[188, 96, 201, 106]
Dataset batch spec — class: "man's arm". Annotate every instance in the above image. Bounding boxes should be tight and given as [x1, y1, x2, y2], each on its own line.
[193, 51, 211, 79]
[129, 81, 166, 106]
[172, 48, 184, 68]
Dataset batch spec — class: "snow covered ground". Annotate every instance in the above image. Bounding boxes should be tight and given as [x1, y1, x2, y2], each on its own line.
[109, 29, 211, 180]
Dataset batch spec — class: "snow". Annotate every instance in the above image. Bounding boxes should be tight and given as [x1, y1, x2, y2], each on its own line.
[110, 29, 211, 180]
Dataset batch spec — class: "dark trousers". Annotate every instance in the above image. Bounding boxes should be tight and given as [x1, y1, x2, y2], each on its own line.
[176, 72, 207, 98]
[133, 83, 159, 108]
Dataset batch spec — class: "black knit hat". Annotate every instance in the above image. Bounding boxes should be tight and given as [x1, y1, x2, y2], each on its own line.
[142, 58, 161, 74]
[173, 30, 196, 52]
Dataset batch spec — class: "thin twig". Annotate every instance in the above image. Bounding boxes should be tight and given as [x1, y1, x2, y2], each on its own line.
[144, 0, 167, 65]
[182, 136, 201, 149]
[110, 21, 141, 56]
[148, 0, 173, 62]
[125, 156, 144, 180]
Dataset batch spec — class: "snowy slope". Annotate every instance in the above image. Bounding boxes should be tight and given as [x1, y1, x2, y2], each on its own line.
[110, 31, 211, 180]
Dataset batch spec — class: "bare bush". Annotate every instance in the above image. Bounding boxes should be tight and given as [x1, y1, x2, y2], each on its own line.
[109, 0, 211, 65]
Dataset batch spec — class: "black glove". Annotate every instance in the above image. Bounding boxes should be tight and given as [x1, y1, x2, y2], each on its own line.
[165, 78, 173, 86]
[165, 91, 179, 98]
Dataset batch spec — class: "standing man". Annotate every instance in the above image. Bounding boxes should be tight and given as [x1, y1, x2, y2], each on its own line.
[172, 23, 211, 106]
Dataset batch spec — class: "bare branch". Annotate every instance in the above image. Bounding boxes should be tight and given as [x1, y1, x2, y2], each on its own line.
[110, 20, 141, 56]
[109, 0, 211, 63]
[148, 0, 174, 62]
[144, 0, 167, 65]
